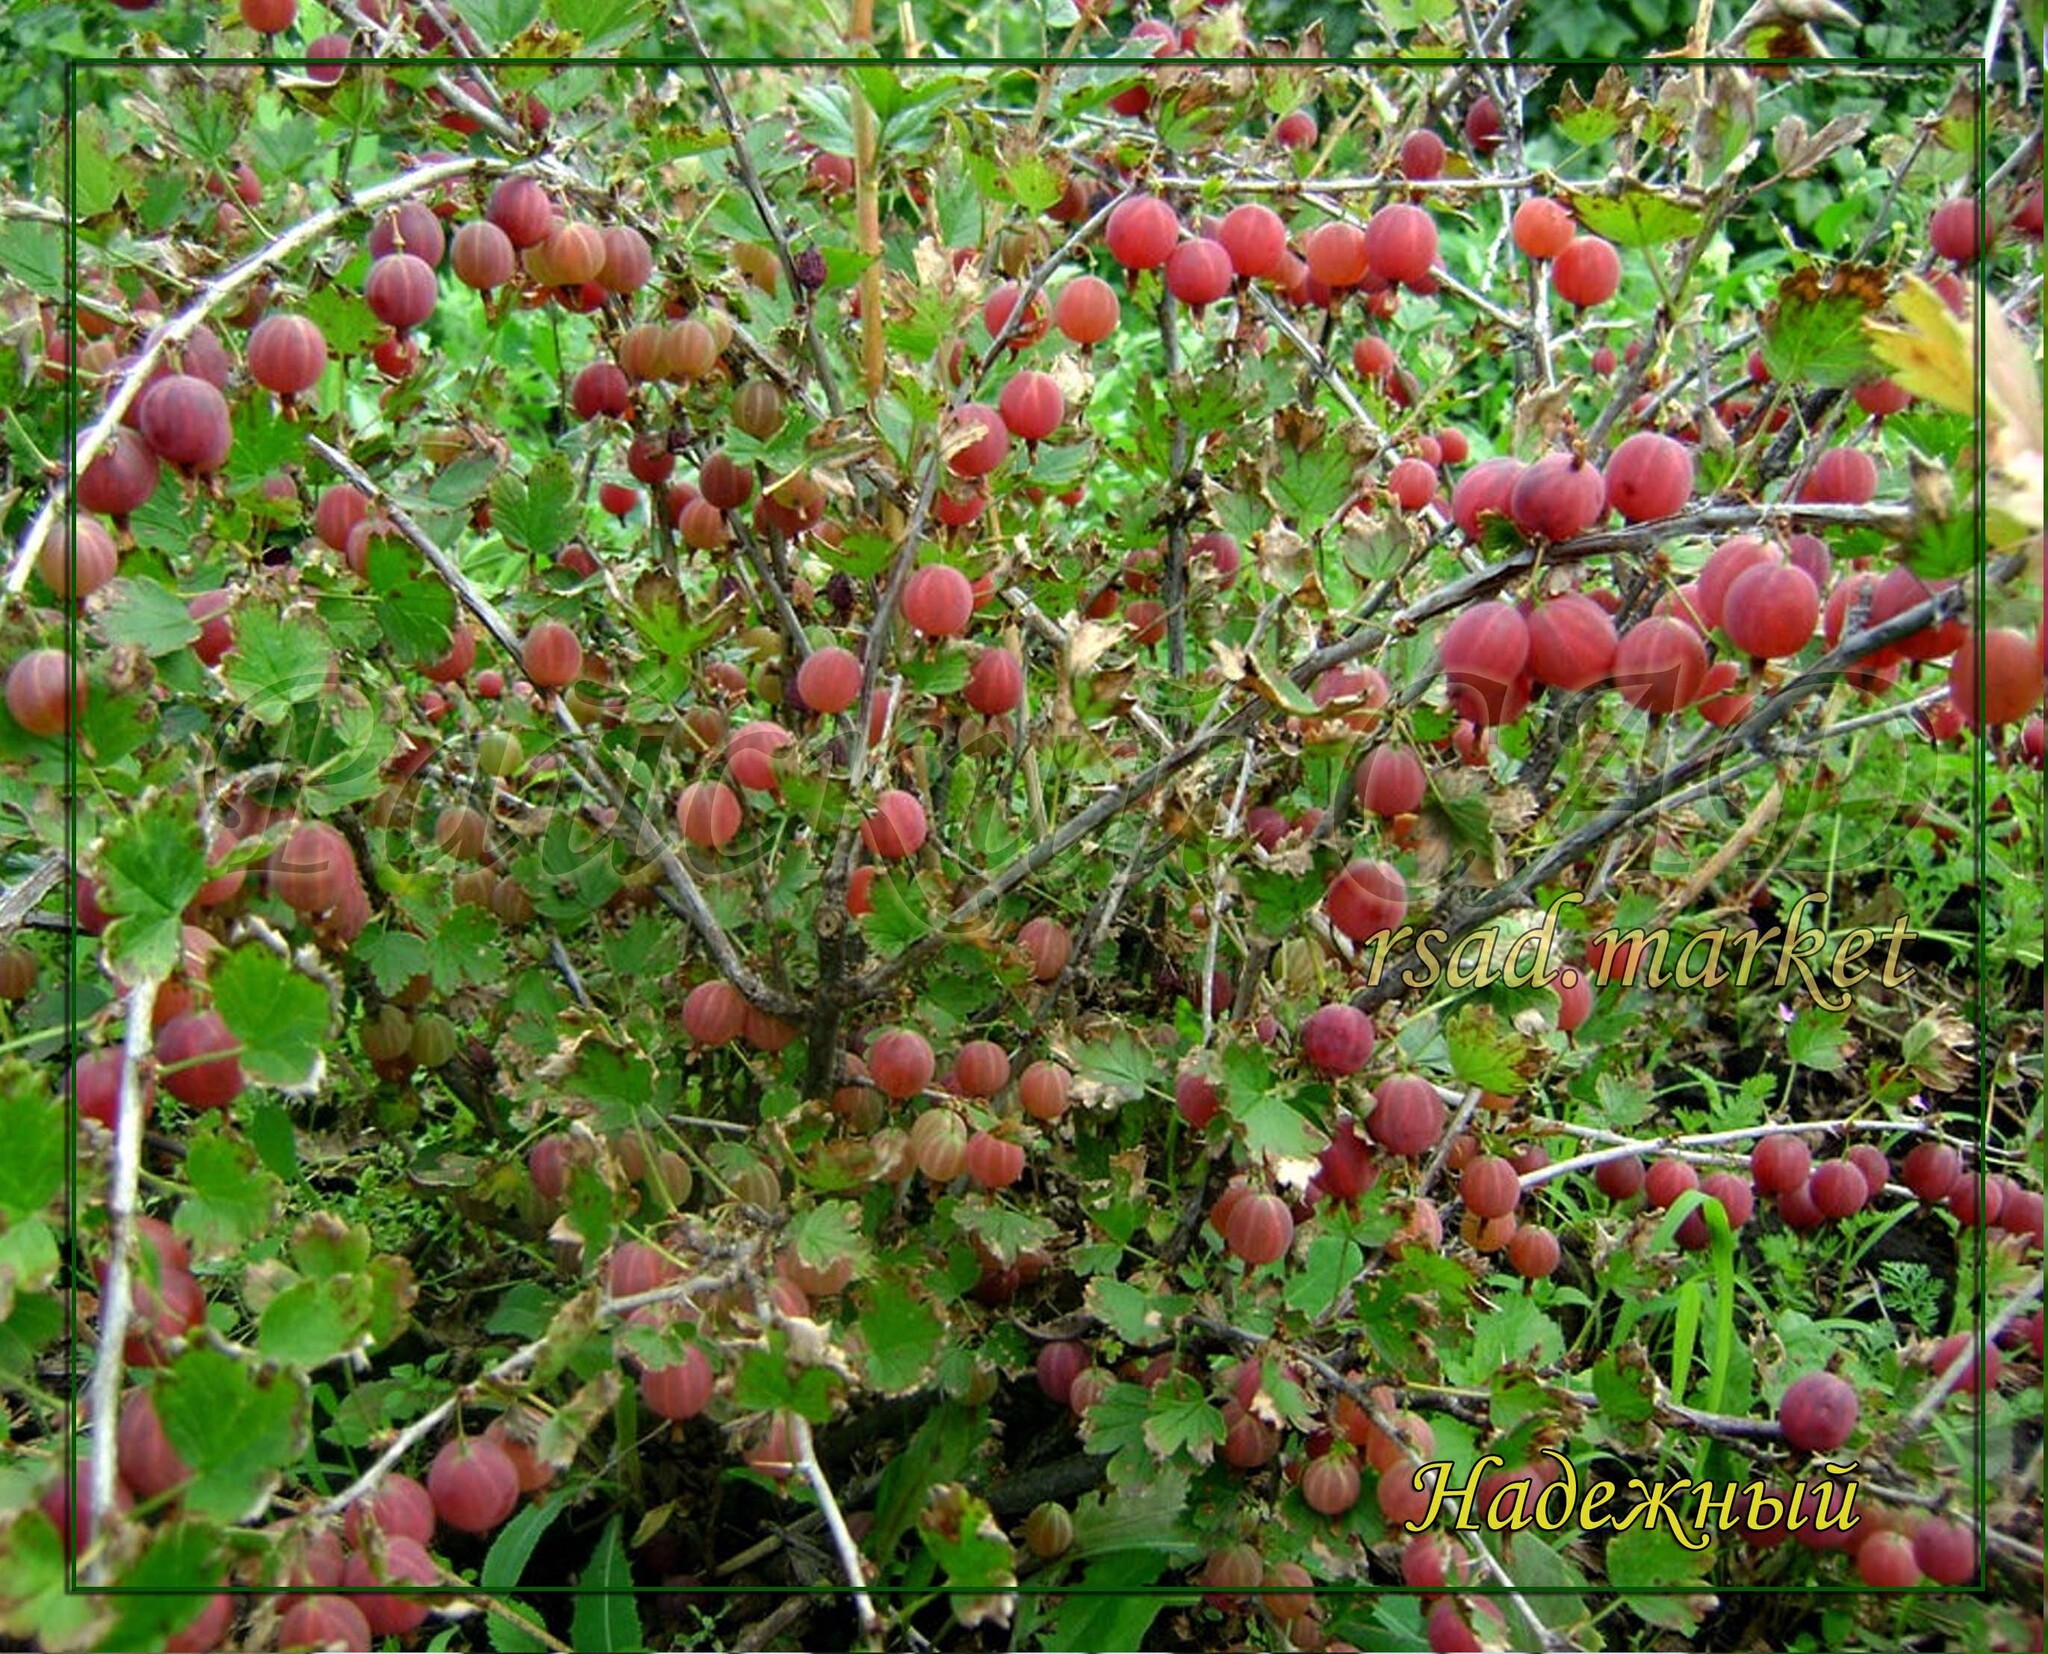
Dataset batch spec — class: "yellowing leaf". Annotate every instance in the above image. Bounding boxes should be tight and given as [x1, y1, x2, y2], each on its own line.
[1864, 276, 1973, 415]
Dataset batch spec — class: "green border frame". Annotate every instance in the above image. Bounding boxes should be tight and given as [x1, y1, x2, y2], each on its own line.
[50, 28, 2016, 1642]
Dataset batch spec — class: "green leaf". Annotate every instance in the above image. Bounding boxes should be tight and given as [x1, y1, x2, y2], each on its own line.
[1760, 268, 1884, 389]
[568, 1516, 643, 1654]
[0, 1514, 101, 1647]
[548, 0, 655, 48]
[1069, 1028, 1153, 1103]
[1591, 1350, 1658, 1422]
[1227, 1083, 1327, 1161]
[176, 1128, 282, 1258]
[1140, 1372, 1224, 1465]
[492, 454, 580, 564]
[0, 1066, 64, 1224]
[1047, 1552, 1176, 1650]
[371, 560, 455, 666]
[1608, 1523, 1714, 1629]
[853, 1276, 946, 1393]
[1563, 180, 1709, 247]
[98, 578, 201, 657]
[786, 1202, 869, 1277]
[0, 221, 63, 297]
[223, 609, 332, 723]
[1266, 441, 1353, 526]
[1785, 1009, 1850, 1072]
[463, 0, 542, 46]
[211, 945, 329, 1088]
[1444, 1003, 1525, 1093]
[356, 925, 432, 997]
[300, 286, 387, 357]
[915, 1484, 1016, 1625]
[1086, 1277, 1190, 1344]
[93, 1523, 227, 1654]
[1283, 1232, 1363, 1318]
[154, 1345, 308, 1522]
[482, 1499, 566, 1653]
[95, 805, 208, 983]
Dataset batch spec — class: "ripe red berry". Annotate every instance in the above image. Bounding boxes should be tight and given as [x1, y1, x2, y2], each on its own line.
[1603, 432, 1693, 522]
[1053, 274, 1120, 344]
[1551, 236, 1621, 307]
[1217, 203, 1287, 278]
[1301, 1452, 1361, 1515]
[675, 781, 742, 850]
[1511, 196, 1575, 260]
[427, 1436, 520, 1534]
[1463, 95, 1503, 153]
[1361, 1078, 1445, 1162]
[570, 362, 631, 421]
[1612, 617, 1709, 713]
[366, 201, 444, 267]
[1388, 456, 1437, 511]
[1364, 203, 1438, 288]
[1225, 1192, 1295, 1265]
[1461, 1155, 1521, 1220]
[795, 646, 863, 715]
[278, 1599, 372, 1654]
[1913, 1516, 1977, 1584]
[682, 980, 748, 1045]
[945, 404, 1010, 478]
[139, 374, 233, 472]
[451, 219, 517, 289]
[862, 789, 928, 859]
[1160, 237, 1231, 309]
[1698, 536, 1780, 630]
[522, 619, 582, 689]
[1354, 746, 1426, 816]
[1723, 563, 1820, 660]
[365, 252, 439, 333]
[640, 1344, 715, 1420]
[1805, 1158, 1867, 1219]
[240, 0, 297, 32]
[247, 314, 328, 396]
[1929, 197, 1985, 263]
[1902, 1141, 1962, 1202]
[1273, 110, 1318, 150]
[6, 649, 87, 738]
[1105, 194, 1179, 271]
[1797, 446, 1878, 505]
[964, 646, 1024, 716]
[1299, 1003, 1375, 1076]
[1777, 1370, 1858, 1452]
[155, 1010, 244, 1112]
[268, 821, 357, 913]
[1526, 594, 1618, 691]
[1948, 627, 2041, 729]
[997, 371, 1064, 442]
[1508, 452, 1607, 541]
[1016, 1059, 1071, 1122]
[903, 564, 974, 637]
[1399, 129, 1447, 180]
[1857, 1530, 1921, 1589]
[1644, 1157, 1698, 1209]
[77, 428, 160, 519]
[1449, 456, 1525, 538]
[1507, 1224, 1560, 1279]
[1752, 1133, 1812, 1195]
[964, 1130, 1026, 1189]
[1325, 857, 1406, 942]
[1304, 222, 1369, 287]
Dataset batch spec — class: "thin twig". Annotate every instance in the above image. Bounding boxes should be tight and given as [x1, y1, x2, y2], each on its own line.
[787, 1413, 884, 1649]
[84, 975, 162, 1583]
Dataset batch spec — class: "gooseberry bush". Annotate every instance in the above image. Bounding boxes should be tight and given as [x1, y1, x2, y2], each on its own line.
[0, 2, 2043, 1652]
